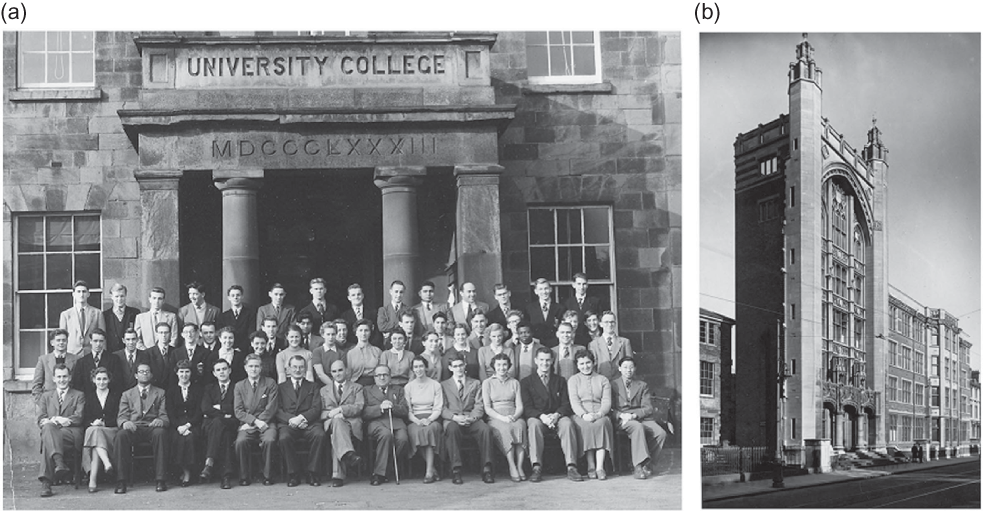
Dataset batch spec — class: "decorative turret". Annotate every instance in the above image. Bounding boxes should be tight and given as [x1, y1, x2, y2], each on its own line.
[788, 33, 822, 88]
[863, 117, 889, 163]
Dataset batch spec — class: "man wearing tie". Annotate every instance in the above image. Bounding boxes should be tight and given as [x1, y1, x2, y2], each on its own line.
[520, 347, 582, 482]
[412, 281, 449, 337]
[560, 273, 603, 329]
[525, 278, 565, 348]
[450, 282, 489, 335]
[234, 354, 280, 486]
[588, 311, 634, 379]
[362, 365, 409, 486]
[134, 287, 179, 349]
[297, 277, 339, 334]
[199, 359, 238, 489]
[377, 280, 407, 348]
[177, 281, 220, 332]
[31, 329, 79, 403]
[276, 356, 325, 487]
[114, 363, 169, 493]
[36, 364, 85, 497]
[255, 283, 295, 344]
[71, 329, 122, 393]
[102, 283, 140, 353]
[113, 329, 148, 391]
[172, 323, 210, 385]
[440, 354, 495, 484]
[610, 357, 667, 479]
[146, 323, 176, 389]
[513, 322, 544, 381]
[59, 280, 105, 355]
[552, 323, 586, 379]
[319, 359, 364, 487]
[217, 285, 256, 352]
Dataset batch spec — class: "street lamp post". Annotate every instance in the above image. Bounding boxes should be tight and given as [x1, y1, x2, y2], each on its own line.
[774, 318, 790, 488]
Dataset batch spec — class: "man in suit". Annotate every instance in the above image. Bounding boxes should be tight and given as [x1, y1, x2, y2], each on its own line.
[449, 282, 489, 335]
[295, 311, 324, 351]
[199, 321, 220, 352]
[135, 287, 179, 349]
[312, 322, 346, 386]
[114, 362, 169, 493]
[255, 283, 295, 343]
[487, 283, 520, 332]
[234, 354, 280, 486]
[319, 359, 364, 487]
[32, 329, 79, 403]
[552, 322, 587, 379]
[296, 277, 338, 335]
[466, 311, 490, 349]
[199, 358, 238, 489]
[177, 281, 221, 331]
[412, 280, 449, 337]
[146, 322, 176, 389]
[589, 311, 634, 379]
[276, 355, 325, 487]
[525, 278, 565, 349]
[397, 311, 423, 354]
[340, 283, 381, 348]
[521, 347, 582, 482]
[560, 273, 603, 330]
[441, 354, 495, 484]
[36, 364, 85, 497]
[442, 325, 480, 381]
[103, 283, 140, 353]
[59, 280, 106, 355]
[71, 328, 122, 393]
[113, 328, 148, 390]
[563, 310, 592, 347]
[217, 285, 256, 352]
[362, 364, 409, 486]
[513, 321, 544, 381]
[172, 323, 210, 385]
[611, 357, 667, 479]
[377, 280, 408, 348]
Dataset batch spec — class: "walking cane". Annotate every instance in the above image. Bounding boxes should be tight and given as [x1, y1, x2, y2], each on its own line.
[388, 408, 400, 485]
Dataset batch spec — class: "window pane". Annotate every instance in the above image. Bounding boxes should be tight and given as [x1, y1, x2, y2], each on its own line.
[46, 253, 72, 290]
[529, 209, 555, 245]
[74, 216, 100, 251]
[573, 46, 596, 76]
[557, 247, 584, 280]
[558, 246, 570, 280]
[526, 31, 547, 45]
[18, 217, 45, 252]
[571, 32, 594, 44]
[46, 216, 72, 251]
[19, 331, 45, 368]
[530, 247, 556, 281]
[583, 208, 609, 244]
[90, 292, 102, 310]
[20, 32, 45, 51]
[19, 294, 46, 329]
[527, 46, 548, 77]
[18, 254, 44, 290]
[47, 31, 70, 51]
[548, 31, 567, 44]
[557, 209, 582, 244]
[549, 46, 571, 76]
[71, 53, 93, 83]
[71, 31, 93, 50]
[21, 53, 45, 84]
[585, 246, 611, 279]
[46, 53, 70, 83]
[47, 293, 72, 328]
[75, 253, 100, 285]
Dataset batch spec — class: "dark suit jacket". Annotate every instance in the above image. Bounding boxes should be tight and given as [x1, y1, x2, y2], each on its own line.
[103, 306, 140, 353]
[118, 384, 169, 426]
[362, 384, 408, 427]
[340, 304, 382, 348]
[297, 302, 339, 335]
[560, 295, 603, 324]
[256, 304, 296, 342]
[234, 377, 279, 425]
[439, 376, 484, 421]
[170, 344, 211, 385]
[201, 381, 236, 420]
[520, 372, 572, 418]
[144, 345, 175, 389]
[37, 387, 85, 426]
[166, 383, 204, 428]
[113, 349, 150, 391]
[525, 301, 565, 348]
[441, 347, 480, 381]
[275, 379, 322, 426]
[32, 353, 79, 402]
[610, 376, 654, 421]
[82, 389, 121, 428]
[217, 306, 257, 352]
[204, 350, 247, 385]
[71, 351, 123, 394]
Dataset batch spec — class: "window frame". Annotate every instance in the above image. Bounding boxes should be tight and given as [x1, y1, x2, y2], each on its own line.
[17, 31, 96, 88]
[525, 31, 603, 85]
[700, 361, 715, 396]
[700, 417, 715, 446]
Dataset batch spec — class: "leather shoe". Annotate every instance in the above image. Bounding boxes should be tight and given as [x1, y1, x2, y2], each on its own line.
[596, 468, 607, 481]
[423, 474, 436, 484]
[181, 479, 192, 487]
[452, 469, 463, 485]
[370, 474, 382, 486]
[587, 468, 597, 479]
[156, 480, 168, 492]
[239, 478, 251, 486]
[54, 462, 70, 481]
[287, 476, 300, 487]
[341, 451, 362, 470]
[331, 478, 344, 487]
[530, 466, 543, 483]
[634, 465, 648, 480]
[482, 470, 495, 484]
[263, 478, 274, 486]
[308, 473, 321, 487]
[200, 465, 213, 481]
[567, 466, 584, 482]
[221, 477, 232, 489]
[114, 482, 127, 494]
[40, 480, 53, 498]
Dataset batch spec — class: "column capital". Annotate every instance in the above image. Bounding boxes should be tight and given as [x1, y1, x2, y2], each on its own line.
[214, 169, 264, 192]
[455, 164, 503, 187]
[134, 169, 182, 191]
[374, 166, 426, 189]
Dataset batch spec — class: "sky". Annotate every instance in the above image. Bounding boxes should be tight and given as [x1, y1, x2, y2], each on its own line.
[700, 33, 982, 365]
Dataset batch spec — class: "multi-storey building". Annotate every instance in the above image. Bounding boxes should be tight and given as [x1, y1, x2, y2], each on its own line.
[700, 308, 735, 446]
[885, 289, 930, 452]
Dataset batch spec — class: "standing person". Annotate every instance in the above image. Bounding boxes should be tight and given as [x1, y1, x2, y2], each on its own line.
[512, 321, 543, 381]
[332, 319, 351, 351]
[167, 360, 204, 487]
[199, 359, 238, 489]
[36, 364, 85, 497]
[59, 280, 106, 355]
[297, 277, 339, 334]
[525, 278, 564, 348]
[205, 327, 247, 384]
[397, 311, 423, 354]
[588, 311, 634, 379]
[71, 329, 122, 394]
[487, 284, 519, 335]
[567, 351, 613, 480]
[260, 317, 283, 353]
[560, 273, 603, 330]
[135, 287, 179, 349]
[294, 311, 323, 351]
[234, 354, 280, 486]
[482, 353, 527, 482]
[255, 283, 295, 343]
[380, 329, 413, 386]
[441, 325, 480, 381]
[145, 322, 176, 389]
[430, 312, 453, 353]
[81, 366, 121, 493]
[32, 329, 79, 403]
[347, 319, 383, 387]
[377, 280, 409, 348]
[250, 331, 278, 380]
[172, 323, 210, 385]
[275, 325, 314, 384]
[217, 285, 256, 352]
[584, 311, 603, 343]
[113, 329, 147, 391]
[199, 321, 220, 352]
[552, 322, 586, 379]
[505, 309, 526, 345]
[562, 310, 592, 347]
[466, 311, 490, 349]
[402, 358, 441, 483]
[340, 283, 379, 348]
[412, 281, 449, 336]
[114, 363, 169, 493]
[313, 322, 346, 386]
[102, 283, 140, 353]
[276, 356, 325, 487]
[440, 354, 495, 484]
[178, 281, 220, 331]
[319, 360, 364, 487]
[363, 364, 410, 486]
[449, 282, 489, 335]
[611, 357, 668, 479]
[418, 332, 443, 380]
[521, 347, 582, 482]
[477, 324, 516, 381]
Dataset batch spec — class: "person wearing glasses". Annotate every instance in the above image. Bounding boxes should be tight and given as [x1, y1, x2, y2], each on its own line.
[114, 363, 169, 493]
[588, 311, 634, 379]
[363, 365, 410, 486]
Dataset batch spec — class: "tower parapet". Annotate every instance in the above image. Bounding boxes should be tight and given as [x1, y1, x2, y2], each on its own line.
[789, 33, 823, 89]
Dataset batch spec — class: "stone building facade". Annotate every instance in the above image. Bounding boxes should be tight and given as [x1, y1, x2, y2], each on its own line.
[2, 31, 680, 462]
[699, 308, 734, 446]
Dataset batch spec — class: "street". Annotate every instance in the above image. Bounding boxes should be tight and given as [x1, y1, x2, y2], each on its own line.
[706, 460, 980, 508]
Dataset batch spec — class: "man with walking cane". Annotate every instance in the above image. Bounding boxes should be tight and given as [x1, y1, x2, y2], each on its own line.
[362, 365, 409, 486]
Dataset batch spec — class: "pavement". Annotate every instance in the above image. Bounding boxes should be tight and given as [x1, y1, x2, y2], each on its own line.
[3, 451, 681, 510]
[703, 455, 982, 503]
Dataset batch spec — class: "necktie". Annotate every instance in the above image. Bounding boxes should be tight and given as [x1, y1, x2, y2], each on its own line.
[317, 303, 324, 315]
[294, 379, 301, 392]
[466, 305, 475, 324]
[128, 352, 134, 366]
[524, 345, 529, 353]
[562, 347, 569, 359]
[220, 383, 227, 400]
[79, 308, 86, 333]
[161, 347, 167, 358]
[182, 386, 188, 401]
[252, 380, 258, 392]
[140, 388, 147, 400]
[94, 354, 100, 366]
[58, 390, 65, 405]
[234, 308, 239, 319]
[541, 374, 549, 388]
[356, 306, 362, 320]
[458, 380, 465, 399]
[625, 380, 632, 400]
[578, 297, 584, 308]
[274, 306, 280, 318]
[188, 348, 194, 360]
[153, 312, 159, 327]
[337, 382, 343, 399]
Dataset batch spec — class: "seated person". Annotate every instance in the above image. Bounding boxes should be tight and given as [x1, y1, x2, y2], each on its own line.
[610, 357, 668, 479]
[36, 364, 85, 498]
[199, 359, 238, 489]
[81, 366, 121, 493]
[520, 347, 582, 482]
[166, 360, 204, 487]
[363, 364, 410, 486]
[440, 354, 495, 485]
[567, 351, 613, 481]
[403, 357, 442, 483]
[276, 325, 314, 384]
[379, 329, 413, 386]
[234, 354, 280, 486]
[319, 359, 364, 487]
[482, 353, 527, 482]
[276, 355, 325, 487]
[114, 363, 170, 493]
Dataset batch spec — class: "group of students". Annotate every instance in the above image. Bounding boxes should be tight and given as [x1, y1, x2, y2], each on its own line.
[32, 275, 667, 498]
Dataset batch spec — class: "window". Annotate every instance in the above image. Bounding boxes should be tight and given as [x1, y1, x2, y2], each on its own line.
[914, 418, 925, 440]
[18, 32, 95, 88]
[931, 386, 940, 407]
[15, 214, 102, 376]
[915, 383, 925, 406]
[932, 355, 939, 376]
[700, 361, 715, 396]
[790, 248, 795, 265]
[700, 320, 716, 345]
[526, 31, 601, 84]
[901, 346, 912, 371]
[901, 379, 912, 404]
[887, 376, 898, 402]
[901, 416, 912, 442]
[759, 157, 778, 176]
[700, 417, 715, 445]
[888, 415, 898, 443]
[790, 186, 796, 208]
[758, 197, 782, 222]
[791, 418, 797, 439]
[528, 206, 615, 309]
[914, 351, 925, 375]
[889, 341, 898, 366]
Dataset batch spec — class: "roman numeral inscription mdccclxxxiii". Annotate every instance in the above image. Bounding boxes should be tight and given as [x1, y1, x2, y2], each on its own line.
[211, 136, 438, 159]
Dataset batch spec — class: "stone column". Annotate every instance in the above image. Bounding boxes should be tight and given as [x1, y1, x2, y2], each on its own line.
[214, 169, 263, 307]
[857, 414, 868, 449]
[834, 411, 845, 452]
[374, 166, 425, 297]
[454, 164, 504, 304]
[135, 170, 182, 303]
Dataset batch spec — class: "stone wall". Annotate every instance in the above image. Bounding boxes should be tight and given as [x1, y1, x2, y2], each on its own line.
[492, 31, 681, 399]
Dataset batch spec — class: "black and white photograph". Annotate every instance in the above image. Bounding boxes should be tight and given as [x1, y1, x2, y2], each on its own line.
[1, 31, 682, 508]
[700, 33, 981, 507]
